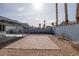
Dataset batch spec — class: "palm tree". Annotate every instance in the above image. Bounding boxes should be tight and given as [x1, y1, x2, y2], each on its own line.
[64, 3, 69, 24]
[39, 24, 41, 28]
[42, 20, 46, 28]
[51, 22, 54, 26]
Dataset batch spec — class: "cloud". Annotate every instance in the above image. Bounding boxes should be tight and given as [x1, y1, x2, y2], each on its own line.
[17, 7, 25, 12]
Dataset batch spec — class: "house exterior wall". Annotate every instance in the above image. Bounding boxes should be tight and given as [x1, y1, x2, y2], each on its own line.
[0, 32, 6, 36]
[0, 16, 24, 34]
[0, 23, 23, 34]
[6, 26, 16, 31]
[6, 25, 23, 34]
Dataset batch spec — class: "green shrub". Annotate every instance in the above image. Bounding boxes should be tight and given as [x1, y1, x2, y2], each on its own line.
[61, 33, 65, 40]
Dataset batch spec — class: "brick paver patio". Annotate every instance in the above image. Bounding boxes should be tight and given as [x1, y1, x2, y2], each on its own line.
[0, 34, 79, 56]
[4, 34, 60, 49]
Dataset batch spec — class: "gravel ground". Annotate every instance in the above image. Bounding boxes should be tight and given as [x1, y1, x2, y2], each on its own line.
[0, 34, 79, 56]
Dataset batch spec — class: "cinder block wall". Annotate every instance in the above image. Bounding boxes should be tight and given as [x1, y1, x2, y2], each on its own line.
[55, 24, 79, 41]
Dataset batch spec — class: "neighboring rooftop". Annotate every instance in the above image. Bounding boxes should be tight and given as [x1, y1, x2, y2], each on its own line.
[0, 16, 21, 24]
[0, 16, 29, 27]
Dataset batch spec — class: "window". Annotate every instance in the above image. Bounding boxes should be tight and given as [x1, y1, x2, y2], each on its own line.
[0, 25, 5, 31]
[0, 25, 1, 31]
[3, 25, 5, 31]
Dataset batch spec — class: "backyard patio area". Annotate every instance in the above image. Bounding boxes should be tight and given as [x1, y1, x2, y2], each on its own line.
[4, 34, 60, 49]
[0, 34, 79, 56]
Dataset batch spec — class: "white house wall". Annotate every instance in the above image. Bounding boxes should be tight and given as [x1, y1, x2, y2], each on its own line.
[6, 25, 23, 33]
[6, 25, 16, 31]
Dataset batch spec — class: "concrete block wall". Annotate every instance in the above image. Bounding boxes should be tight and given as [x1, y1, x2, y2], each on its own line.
[27, 27, 54, 34]
[55, 24, 79, 41]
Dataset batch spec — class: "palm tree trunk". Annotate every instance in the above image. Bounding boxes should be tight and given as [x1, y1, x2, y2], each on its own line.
[64, 3, 68, 24]
[76, 3, 79, 23]
[56, 3, 58, 26]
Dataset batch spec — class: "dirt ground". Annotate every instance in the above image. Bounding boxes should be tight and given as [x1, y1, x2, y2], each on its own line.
[0, 34, 79, 56]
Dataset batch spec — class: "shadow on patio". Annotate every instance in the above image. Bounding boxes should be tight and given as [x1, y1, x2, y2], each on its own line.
[0, 37, 23, 49]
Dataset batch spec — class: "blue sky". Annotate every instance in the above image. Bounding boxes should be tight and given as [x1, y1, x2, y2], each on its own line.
[0, 3, 76, 27]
